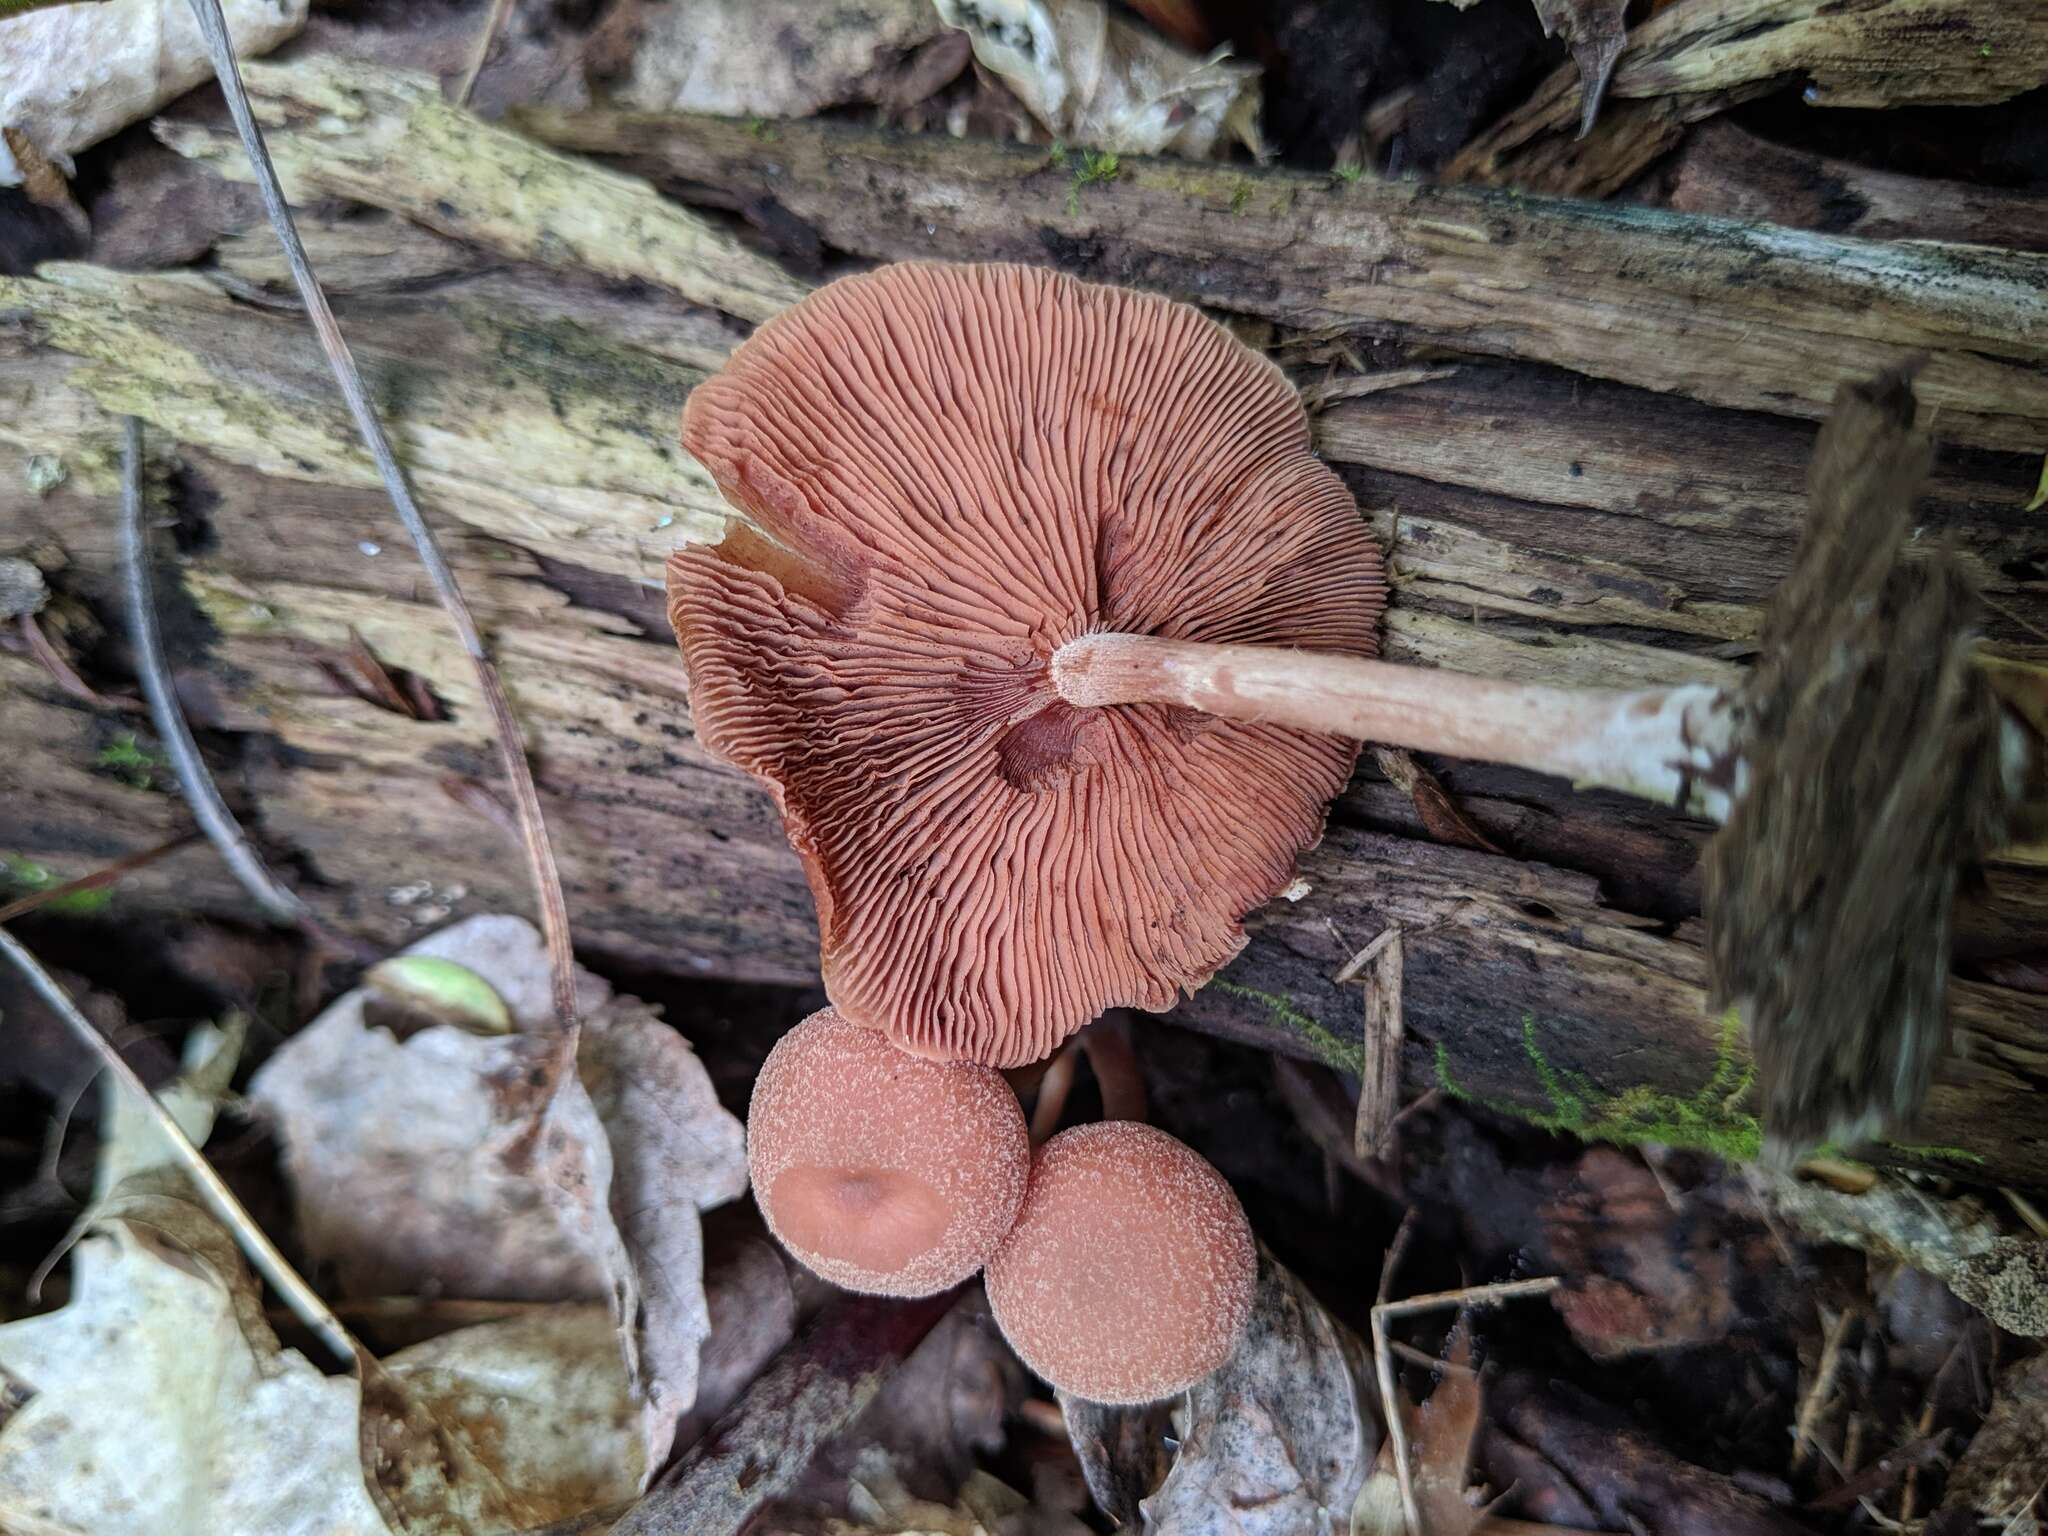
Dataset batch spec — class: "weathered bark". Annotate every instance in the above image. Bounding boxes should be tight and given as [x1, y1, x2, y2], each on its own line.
[4, 76, 2048, 1183]
[1662, 120, 2048, 252]
[514, 107, 2048, 452]
[1444, 0, 2048, 197]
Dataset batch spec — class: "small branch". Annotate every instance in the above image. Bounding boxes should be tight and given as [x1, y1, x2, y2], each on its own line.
[0, 924, 356, 1364]
[1790, 1304, 1859, 1474]
[182, 0, 579, 1034]
[603, 1289, 960, 1536]
[120, 417, 311, 930]
[0, 833, 198, 924]
[1371, 1272, 1564, 1536]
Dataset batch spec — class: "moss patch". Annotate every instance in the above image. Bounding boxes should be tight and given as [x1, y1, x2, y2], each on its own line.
[1435, 1012, 1987, 1169]
[1210, 978, 1364, 1076]
[1436, 1010, 1765, 1162]
[94, 733, 161, 791]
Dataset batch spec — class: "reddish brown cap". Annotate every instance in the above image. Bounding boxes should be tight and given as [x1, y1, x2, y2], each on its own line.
[747, 1007, 1029, 1296]
[983, 1121, 1256, 1403]
[672, 262, 1384, 1067]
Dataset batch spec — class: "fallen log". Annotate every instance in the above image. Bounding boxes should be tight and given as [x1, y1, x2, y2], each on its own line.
[513, 105, 2048, 452]
[4, 76, 2047, 1182]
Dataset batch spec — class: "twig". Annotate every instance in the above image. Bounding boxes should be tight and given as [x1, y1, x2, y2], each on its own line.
[17, 612, 145, 713]
[453, 0, 517, 108]
[183, 0, 578, 1034]
[0, 833, 198, 924]
[119, 418, 311, 930]
[2005, 1186, 2048, 1239]
[1371, 1272, 1564, 1536]
[600, 1288, 960, 1536]
[0, 924, 356, 1364]
[1791, 1304, 1858, 1474]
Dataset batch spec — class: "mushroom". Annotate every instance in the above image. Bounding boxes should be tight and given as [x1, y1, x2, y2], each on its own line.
[746, 1007, 1030, 1296]
[983, 1121, 1256, 1404]
[673, 260, 1384, 1069]
[674, 261, 2041, 1150]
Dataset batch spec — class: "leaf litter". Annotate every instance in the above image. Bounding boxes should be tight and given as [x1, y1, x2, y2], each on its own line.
[0, 915, 750, 1533]
[250, 914, 749, 1477]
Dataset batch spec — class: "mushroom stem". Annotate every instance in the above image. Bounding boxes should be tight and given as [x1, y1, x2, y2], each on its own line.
[1051, 632, 1742, 820]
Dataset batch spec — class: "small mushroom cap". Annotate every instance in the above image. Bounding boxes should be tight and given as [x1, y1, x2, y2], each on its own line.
[984, 1121, 1256, 1403]
[671, 261, 1384, 1067]
[747, 1007, 1030, 1296]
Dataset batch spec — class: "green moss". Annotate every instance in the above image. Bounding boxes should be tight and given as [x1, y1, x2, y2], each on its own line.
[1332, 163, 1365, 186]
[94, 733, 159, 791]
[1229, 180, 1252, 216]
[1210, 979, 1364, 1076]
[1065, 149, 1121, 216]
[1435, 1012, 1989, 1170]
[2, 855, 114, 916]
[745, 117, 778, 141]
[1435, 1010, 1765, 1162]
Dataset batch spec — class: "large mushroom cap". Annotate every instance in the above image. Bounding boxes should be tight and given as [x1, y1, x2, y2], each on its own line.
[983, 1121, 1256, 1404]
[673, 261, 1385, 1066]
[746, 1007, 1029, 1297]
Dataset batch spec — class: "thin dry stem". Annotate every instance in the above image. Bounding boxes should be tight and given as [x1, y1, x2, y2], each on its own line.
[120, 417, 312, 930]
[0, 833, 198, 924]
[184, 0, 579, 1035]
[1791, 1304, 1858, 1474]
[0, 925, 356, 1363]
[1370, 1272, 1565, 1536]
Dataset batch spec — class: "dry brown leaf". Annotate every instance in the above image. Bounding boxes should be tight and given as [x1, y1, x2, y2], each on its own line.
[1352, 1330, 1488, 1536]
[1530, 0, 1627, 136]
[1138, 1255, 1375, 1532]
[380, 1306, 644, 1525]
[1, 127, 87, 240]
[1371, 748, 1501, 856]
[249, 915, 749, 1477]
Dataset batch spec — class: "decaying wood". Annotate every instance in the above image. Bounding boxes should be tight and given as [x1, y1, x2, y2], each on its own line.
[157, 58, 808, 324]
[5, 74, 2048, 1184]
[612, 1290, 958, 1536]
[1664, 120, 2048, 252]
[516, 106, 2048, 451]
[1446, 0, 2048, 197]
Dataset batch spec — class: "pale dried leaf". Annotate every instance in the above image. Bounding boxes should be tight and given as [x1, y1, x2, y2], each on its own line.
[1141, 1256, 1375, 1533]
[933, 0, 1260, 158]
[589, 0, 943, 119]
[250, 915, 749, 1476]
[381, 1306, 644, 1525]
[0, 0, 306, 173]
[0, 1070, 389, 1536]
[0, 1217, 392, 1536]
